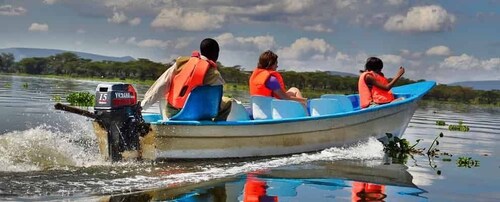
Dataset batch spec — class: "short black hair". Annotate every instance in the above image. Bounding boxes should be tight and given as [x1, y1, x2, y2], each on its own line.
[200, 38, 219, 62]
[365, 57, 383, 71]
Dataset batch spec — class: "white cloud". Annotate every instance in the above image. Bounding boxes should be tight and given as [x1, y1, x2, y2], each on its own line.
[128, 17, 141, 26]
[215, 33, 276, 51]
[28, 23, 49, 32]
[108, 37, 124, 44]
[386, 0, 406, 6]
[303, 24, 333, 33]
[384, 5, 456, 32]
[151, 7, 225, 31]
[400, 49, 423, 59]
[0, 5, 27, 16]
[378, 54, 404, 65]
[75, 41, 83, 46]
[126, 37, 171, 49]
[482, 58, 500, 70]
[107, 10, 128, 24]
[43, 0, 58, 5]
[439, 54, 500, 71]
[76, 28, 86, 34]
[425, 45, 451, 56]
[278, 37, 334, 60]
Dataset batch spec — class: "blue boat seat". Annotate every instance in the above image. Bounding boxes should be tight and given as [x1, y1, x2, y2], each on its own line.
[309, 98, 345, 116]
[170, 85, 223, 121]
[142, 113, 162, 123]
[226, 99, 251, 121]
[251, 96, 273, 120]
[272, 99, 307, 119]
[346, 94, 360, 110]
[320, 94, 354, 112]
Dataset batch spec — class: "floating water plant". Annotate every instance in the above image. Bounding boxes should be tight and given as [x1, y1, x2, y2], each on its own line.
[427, 132, 444, 156]
[3, 83, 11, 88]
[22, 82, 29, 89]
[456, 157, 480, 168]
[384, 133, 423, 163]
[66, 91, 94, 107]
[435, 120, 446, 126]
[448, 121, 470, 132]
[53, 95, 62, 102]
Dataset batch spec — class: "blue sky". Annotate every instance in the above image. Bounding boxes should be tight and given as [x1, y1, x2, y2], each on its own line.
[0, 0, 499, 83]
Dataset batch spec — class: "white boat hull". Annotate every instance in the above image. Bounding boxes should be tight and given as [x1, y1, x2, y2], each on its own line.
[140, 100, 416, 160]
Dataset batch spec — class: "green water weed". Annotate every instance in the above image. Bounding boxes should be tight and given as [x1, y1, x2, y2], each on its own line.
[456, 157, 480, 168]
[66, 91, 94, 107]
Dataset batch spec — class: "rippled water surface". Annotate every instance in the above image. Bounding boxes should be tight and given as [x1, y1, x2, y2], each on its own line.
[0, 75, 499, 201]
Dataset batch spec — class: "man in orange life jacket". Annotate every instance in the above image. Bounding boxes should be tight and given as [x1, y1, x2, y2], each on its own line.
[358, 57, 405, 108]
[141, 38, 231, 120]
[249, 50, 307, 106]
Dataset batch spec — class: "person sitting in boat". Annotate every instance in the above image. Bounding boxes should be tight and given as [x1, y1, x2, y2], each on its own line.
[358, 57, 405, 108]
[249, 50, 307, 106]
[141, 38, 231, 120]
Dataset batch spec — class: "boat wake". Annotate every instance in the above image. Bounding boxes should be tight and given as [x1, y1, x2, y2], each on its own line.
[99, 138, 385, 193]
[0, 123, 106, 172]
[0, 122, 385, 197]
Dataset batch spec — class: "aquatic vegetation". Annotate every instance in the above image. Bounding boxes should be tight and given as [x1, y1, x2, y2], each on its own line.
[456, 157, 480, 168]
[66, 92, 95, 107]
[22, 82, 29, 89]
[384, 133, 423, 164]
[435, 120, 446, 126]
[53, 95, 62, 102]
[3, 83, 11, 88]
[427, 132, 444, 157]
[448, 121, 470, 132]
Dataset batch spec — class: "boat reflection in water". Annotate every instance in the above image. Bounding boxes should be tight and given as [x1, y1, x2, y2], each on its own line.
[102, 159, 426, 201]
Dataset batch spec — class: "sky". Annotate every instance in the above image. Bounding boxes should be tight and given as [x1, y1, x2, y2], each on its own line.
[0, 0, 499, 84]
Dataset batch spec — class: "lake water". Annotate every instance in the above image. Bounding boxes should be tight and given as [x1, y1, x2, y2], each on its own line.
[0, 75, 499, 201]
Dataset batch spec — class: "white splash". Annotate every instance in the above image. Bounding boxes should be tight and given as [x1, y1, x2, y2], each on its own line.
[0, 123, 107, 172]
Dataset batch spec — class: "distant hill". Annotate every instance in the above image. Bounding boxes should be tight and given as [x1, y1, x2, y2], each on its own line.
[0, 47, 135, 62]
[449, 80, 500, 91]
[326, 71, 358, 77]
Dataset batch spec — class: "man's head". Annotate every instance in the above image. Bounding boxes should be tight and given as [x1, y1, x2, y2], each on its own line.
[365, 57, 383, 72]
[200, 38, 219, 62]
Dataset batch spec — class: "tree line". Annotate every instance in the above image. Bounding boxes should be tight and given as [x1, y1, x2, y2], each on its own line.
[0, 52, 498, 106]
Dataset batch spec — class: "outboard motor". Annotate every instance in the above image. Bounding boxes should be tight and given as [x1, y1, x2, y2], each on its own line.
[94, 83, 148, 161]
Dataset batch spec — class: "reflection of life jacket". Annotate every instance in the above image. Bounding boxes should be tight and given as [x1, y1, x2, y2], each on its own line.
[249, 68, 286, 99]
[167, 51, 215, 109]
[352, 182, 386, 202]
[243, 174, 278, 202]
[358, 71, 395, 108]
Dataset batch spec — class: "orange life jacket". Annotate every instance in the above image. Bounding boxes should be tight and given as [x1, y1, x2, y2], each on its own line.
[243, 174, 278, 202]
[358, 71, 395, 108]
[166, 51, 215, 109]
[351, 182, 386, 202]
[249, 68, 286, 99]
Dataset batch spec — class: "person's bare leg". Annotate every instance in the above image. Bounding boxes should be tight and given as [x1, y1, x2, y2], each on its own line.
[286, 87, 303, 98]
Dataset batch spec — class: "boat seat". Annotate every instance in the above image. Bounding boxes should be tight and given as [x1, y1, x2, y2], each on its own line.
[226, 99, 251, 121]
[251, 96, 273, 120]
[142, 113, 162, 123]
[170, 85, 223, 121]
[272, 99, 307, 119]
[309, 98, 345, 116]
[320, 94, 354, 112]
[346, 94, 360, 110]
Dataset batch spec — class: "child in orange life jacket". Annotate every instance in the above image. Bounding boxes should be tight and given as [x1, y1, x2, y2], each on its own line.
[249, 50, 307, 106]
[358, 57, 405, 108]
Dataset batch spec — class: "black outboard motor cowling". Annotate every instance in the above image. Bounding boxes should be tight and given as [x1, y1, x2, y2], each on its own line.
[94, 83, 148, 161]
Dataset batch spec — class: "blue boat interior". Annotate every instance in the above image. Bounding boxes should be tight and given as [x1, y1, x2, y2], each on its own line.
[142, 81, 436, 125]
